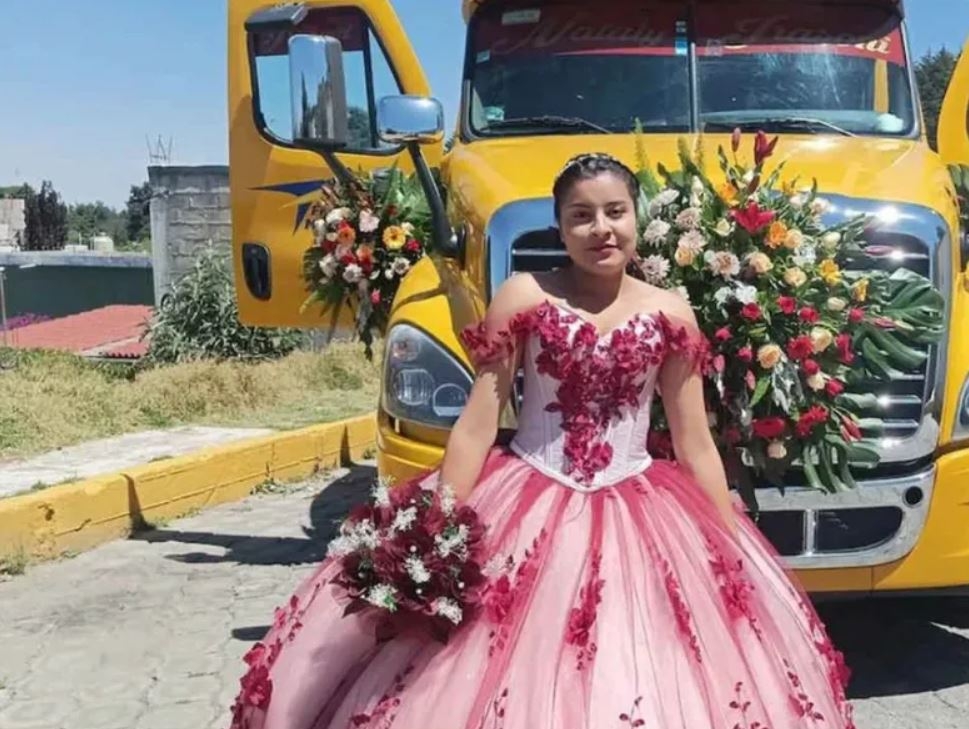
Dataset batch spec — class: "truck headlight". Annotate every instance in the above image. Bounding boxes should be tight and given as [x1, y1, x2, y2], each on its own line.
[956, 373, 969, 439]
[382, 323, 472, 428]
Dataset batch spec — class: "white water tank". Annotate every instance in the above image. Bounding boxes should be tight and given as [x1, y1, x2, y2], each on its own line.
[91, 231, 114, 252]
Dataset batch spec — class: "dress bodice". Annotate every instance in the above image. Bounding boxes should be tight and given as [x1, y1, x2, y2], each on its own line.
[460, 301, 707, 491]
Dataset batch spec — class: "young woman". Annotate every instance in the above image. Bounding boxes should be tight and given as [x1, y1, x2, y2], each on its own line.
[229, 153, 855, 729]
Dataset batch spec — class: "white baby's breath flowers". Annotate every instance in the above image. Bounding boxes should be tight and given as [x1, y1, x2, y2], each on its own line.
[366, 584, 398, 611]
[432, 597, 463, 625]
[405, 555, 431, 584]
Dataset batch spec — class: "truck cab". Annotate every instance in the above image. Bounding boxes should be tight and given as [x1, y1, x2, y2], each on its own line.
[228, 0, 969, 597]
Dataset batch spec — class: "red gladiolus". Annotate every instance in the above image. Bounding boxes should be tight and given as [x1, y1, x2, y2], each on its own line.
[738, 346, 753, 363]
[795, 404, 829, 437]
[873, 316, 896, 329]
[731, 127, 742, 153]
[841, 416, 862, 442]
[826, 379, 845, 397]
[741, 303, 762, 321]
[731, 201, 776, 234]
[777, 296, 797, 315]
[754, 131, 779, 166]
[803, 359, 820, 376]
[714, 354, 726, 373]
[405, 239, 421, 253]
[752, 417, 786, 439]
[715, 326, 732, 342]
[799, 307, 820, 324]
[371, 290, 381, 306]
[835, 333, 855, 364]
[787, 335, 814, 361]
[848, 308, 865, 324]
[746, 370, 756, 390]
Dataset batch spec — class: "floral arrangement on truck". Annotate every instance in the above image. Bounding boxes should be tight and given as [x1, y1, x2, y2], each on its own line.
[636, 131, 944, 506]
[301, 168, 432, 359]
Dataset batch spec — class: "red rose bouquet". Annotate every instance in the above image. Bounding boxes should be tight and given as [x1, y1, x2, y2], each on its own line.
[327, 476, 488, 644]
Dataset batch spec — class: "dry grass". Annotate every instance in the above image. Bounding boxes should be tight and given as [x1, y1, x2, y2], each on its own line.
[0, 342, 381, 461]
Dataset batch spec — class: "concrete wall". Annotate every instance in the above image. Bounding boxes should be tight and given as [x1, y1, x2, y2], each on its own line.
[0, 199, 26, 248]
[0, 251, 153, 319]
[147, 165, 231, 305]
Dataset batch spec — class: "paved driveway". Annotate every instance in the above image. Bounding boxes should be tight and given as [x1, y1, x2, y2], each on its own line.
[1, 465, 967, 729]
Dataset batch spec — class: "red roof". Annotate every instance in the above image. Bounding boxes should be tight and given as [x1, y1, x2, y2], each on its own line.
[4, 305, 153, 357]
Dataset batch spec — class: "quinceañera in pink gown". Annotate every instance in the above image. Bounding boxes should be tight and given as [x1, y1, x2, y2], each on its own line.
[229, 300, 855, 729]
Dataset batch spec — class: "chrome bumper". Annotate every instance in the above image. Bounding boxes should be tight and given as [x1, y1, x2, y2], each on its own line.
[754, 467, 935, 570]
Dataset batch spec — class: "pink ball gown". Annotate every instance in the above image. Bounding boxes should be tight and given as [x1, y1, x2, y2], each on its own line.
[228, 300, 855, 729]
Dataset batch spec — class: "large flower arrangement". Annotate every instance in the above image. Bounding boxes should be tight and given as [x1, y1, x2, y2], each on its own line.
[302, 168, 433, 359]
[637, 131, 944, 503]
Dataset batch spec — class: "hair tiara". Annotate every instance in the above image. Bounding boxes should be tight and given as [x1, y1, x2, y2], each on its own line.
[553, 152, 638, 186]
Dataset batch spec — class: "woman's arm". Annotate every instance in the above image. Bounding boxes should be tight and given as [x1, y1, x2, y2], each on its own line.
[439, 275, 535, 501]
[657, 297, 737, 536]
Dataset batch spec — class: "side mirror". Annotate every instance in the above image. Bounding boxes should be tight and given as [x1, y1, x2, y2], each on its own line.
[288, 34, 349, 149]
[377, 95, 445, 145]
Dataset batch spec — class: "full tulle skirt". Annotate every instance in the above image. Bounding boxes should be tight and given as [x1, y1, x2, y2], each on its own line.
[229, 448, 854, 729]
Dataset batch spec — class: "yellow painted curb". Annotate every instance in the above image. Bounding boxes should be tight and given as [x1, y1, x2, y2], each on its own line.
[0, 413, 376, 563]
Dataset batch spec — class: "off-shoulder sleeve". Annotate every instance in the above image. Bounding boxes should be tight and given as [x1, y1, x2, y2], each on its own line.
[657, 311, 711, 376]
[458, 307, 538, 369]
[459, 321, 518, 368]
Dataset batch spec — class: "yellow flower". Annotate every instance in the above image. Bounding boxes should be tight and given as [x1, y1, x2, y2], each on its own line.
[382, 225, 407, 250]
[853, 278, 870, 302]
[784, 267, 807, 288]
[810, 327, 834, 353]
[674, 246, 696, 267]
[784, 228, 804, 250]
[757, 344, 783, 370]
[766, 222, 788, 249]
[747, 252, 773, 275]
[806, 373, 827, 391]
[718, 182, 739, 206]
[818, 259, 842, 286]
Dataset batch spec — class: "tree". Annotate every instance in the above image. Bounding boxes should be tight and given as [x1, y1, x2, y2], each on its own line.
[125, 182, 152, 243]
[915, 48, 959, 151]
[348, 106, 372, 149]
[22, 180, 68, 251]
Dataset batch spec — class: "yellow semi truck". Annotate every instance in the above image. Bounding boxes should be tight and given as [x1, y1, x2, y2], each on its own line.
[228, 0, 969, 597]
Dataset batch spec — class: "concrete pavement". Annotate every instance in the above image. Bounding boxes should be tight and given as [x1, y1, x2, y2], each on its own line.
[1, 465, 967, 729]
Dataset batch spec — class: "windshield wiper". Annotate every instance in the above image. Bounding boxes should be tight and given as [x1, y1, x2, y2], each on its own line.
[484, 115, 612, 134]
[704, 117, 855, 137]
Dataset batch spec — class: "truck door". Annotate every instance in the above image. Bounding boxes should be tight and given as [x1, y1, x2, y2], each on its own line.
[938, 36, 969, 167]
[227, 0, 441, 328]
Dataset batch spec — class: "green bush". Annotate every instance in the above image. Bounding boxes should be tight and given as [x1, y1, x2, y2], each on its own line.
[143, 246, 308, 365]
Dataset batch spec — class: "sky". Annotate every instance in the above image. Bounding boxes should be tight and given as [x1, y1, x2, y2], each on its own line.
[0, 0, 965, 208]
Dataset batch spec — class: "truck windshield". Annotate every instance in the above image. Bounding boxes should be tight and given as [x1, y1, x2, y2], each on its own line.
[466, 1, 914, 137]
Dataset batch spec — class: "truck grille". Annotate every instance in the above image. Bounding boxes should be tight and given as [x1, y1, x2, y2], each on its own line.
[842, 231, 932, 444]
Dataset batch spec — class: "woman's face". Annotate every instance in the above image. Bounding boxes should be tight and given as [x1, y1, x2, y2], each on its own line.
[557, 172, 637, 277]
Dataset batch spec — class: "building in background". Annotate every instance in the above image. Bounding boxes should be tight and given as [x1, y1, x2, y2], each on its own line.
[0, 198, 25, 249]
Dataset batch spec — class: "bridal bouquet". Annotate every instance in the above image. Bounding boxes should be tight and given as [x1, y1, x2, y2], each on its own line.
[637, 130, 944, 502]
[301, 167, 433, 360]
[326, 476, 488, 643]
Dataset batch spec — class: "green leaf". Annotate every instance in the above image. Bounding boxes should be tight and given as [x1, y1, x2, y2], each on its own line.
[749, 377, 770, 407]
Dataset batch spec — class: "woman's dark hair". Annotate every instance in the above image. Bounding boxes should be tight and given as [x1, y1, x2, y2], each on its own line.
[552, 152, 646, 281]
[552, 152, 640, 220]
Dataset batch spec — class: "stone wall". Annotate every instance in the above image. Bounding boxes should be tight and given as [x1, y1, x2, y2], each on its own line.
[0, 198, 26, 249]
[147, 165, 231, 305]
